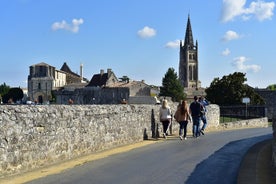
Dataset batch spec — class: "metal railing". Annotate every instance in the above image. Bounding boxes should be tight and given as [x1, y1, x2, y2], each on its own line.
[220, 105, 267, 123]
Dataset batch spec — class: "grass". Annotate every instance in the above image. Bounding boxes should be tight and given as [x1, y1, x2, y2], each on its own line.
[220, 116, 243, 123]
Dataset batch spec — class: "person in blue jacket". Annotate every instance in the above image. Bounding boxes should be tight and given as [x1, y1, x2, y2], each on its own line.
[199, 96, 209, 135]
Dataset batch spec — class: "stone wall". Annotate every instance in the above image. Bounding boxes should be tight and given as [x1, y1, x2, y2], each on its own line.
[272, 120, 276, 170]
[255, 89, 276, 120]
[218, 117, 268, 130]
[0, 104, 267, 177]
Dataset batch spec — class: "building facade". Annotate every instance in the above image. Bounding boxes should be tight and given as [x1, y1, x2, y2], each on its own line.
[54, 69, 158, 104]
[28, 62, 82, 103]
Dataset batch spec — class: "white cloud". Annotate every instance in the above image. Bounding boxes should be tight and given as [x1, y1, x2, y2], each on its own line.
[51, 18, 84, 33]
[165, 40, 180, 48]
[247, 0, 275, 21]
[221, 0, 275, 22]
[221, 0, 246, 22]
[137, 26, 156, 38]
[232, 56, 261, 72]
[222, 30, 241, 42]
[222, 48, 231, 56]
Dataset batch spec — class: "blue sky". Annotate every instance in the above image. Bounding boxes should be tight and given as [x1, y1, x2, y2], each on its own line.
[0, 0, 275, 88]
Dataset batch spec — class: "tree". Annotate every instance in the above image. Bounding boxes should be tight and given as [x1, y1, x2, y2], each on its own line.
[119, 76, 130, 83]
[0, 83, 10, 96]
[267, 84, 276, 91]
[0, 83, 10, 103]
[159, 68, 185, 102]
[205, 72, 264, 105]
[2, 87, 24, 103]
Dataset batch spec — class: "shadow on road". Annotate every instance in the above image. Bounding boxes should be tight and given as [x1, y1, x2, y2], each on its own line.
[185, 134, 272, 184]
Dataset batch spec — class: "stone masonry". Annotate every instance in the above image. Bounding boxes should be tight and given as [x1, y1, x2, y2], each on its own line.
[0, 104, 269, 178]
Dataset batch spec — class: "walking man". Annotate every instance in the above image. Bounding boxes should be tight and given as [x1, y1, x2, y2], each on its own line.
[199, 96, 209, 135]
[189, 96, 202, 138]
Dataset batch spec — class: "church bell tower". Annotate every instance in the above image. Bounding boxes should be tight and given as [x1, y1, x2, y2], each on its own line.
[179, 15, 201, 89]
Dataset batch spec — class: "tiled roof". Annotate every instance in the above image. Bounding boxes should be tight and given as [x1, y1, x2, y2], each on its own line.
[60, 62, 80, 77]
[108, 81, 142, 88]
[32, 62, 51, 67]
[86, 73, 109, 87]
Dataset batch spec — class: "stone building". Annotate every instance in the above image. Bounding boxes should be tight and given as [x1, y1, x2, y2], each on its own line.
[54, 69, 158, 104]
[179, 15, 205, 99]
[60, 62, 83, 84]
[28, 62, 83, 103]
[86, 68, 118, 87]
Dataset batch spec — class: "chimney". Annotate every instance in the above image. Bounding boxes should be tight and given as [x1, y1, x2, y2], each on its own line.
[80, 63, 83, 80]
[107, 68, 112, 77]
[100, 69, 104, 76]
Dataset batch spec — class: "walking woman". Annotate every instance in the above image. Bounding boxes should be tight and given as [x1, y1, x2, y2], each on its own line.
[174, 100, 191, 140]
[159, 99, 172, 139]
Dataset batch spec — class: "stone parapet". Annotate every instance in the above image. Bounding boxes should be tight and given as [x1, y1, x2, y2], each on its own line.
[0, 104, 259, 178]
[219, 117, 269, 130]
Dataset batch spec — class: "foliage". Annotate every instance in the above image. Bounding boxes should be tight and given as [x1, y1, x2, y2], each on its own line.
[0, 83, 10, 96]
[0, 83, 10, 103]
[119, 76, 130, 83]
[205, 72, 264, 105]
[267, 84, 276, 91]
[159, 68, 185, 102]
[2, 87, 24, 103]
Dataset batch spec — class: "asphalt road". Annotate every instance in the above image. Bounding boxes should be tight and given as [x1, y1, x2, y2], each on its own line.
[26, 127, 272, 184]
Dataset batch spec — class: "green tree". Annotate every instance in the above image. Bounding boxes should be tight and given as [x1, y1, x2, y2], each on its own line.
[159, 68, 185, 102]
[0, 83, 10, 103]
[119, 76, 130, 83]
[2, 87, 24, 103]
[205, 72, 264, 105]
[267, 84, 276, 90]
[0, 83, 10, 96]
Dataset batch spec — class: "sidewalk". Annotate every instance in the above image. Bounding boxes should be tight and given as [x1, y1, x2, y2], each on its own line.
[237, 139, 276, 184]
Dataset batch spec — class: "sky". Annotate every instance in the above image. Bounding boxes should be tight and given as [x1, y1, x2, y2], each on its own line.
[0, 0, 275, 89]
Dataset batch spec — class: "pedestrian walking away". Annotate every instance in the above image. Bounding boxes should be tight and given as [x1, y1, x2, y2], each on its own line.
[159, 99, 172, 139]
[174, 100, 191, 140]
[189, 96, 202, 138]
[199, 96, 209, 135]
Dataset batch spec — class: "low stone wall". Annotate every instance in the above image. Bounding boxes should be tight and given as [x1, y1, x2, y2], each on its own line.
[219, 117, 268, 130]
[0, 104, 267, 178]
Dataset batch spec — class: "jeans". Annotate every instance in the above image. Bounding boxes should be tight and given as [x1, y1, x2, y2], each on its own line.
[201, 115, 207, 130]
[179, 121, 188, 138]
[192, 116, 200, 137]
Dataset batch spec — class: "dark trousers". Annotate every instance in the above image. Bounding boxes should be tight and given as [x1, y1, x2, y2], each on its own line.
[161, 120, 170, 135]
[179, 121, 188, 137]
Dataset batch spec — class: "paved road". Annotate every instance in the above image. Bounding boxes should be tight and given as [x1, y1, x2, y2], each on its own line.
[26, 127, 272, 184]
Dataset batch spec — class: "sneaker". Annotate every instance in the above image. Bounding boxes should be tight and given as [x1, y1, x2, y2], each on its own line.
[200, 130, 205, 135]
[179, 136, 183, 140]
[163, 133, 167, 139]
[184, 137, 187, 140]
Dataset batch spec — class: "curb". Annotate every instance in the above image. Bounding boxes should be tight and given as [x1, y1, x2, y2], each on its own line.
[237, 139, 275, 184]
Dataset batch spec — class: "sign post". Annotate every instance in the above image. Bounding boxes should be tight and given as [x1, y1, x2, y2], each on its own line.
[242, 97, 250, 119]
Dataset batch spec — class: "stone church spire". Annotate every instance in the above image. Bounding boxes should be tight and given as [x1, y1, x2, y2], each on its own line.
[184, 14, 194, 49]
[179, 15, 201, 91]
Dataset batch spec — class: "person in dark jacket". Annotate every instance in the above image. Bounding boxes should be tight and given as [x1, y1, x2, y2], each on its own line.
[189, 96, 202, 138]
